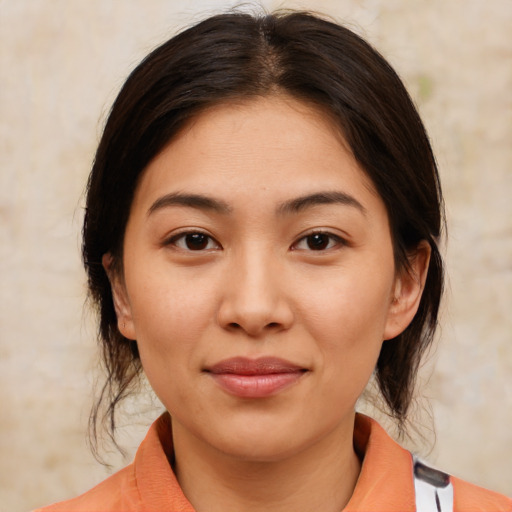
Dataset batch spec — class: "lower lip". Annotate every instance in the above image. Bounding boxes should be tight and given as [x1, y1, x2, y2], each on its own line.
[210, 372, 305, 398]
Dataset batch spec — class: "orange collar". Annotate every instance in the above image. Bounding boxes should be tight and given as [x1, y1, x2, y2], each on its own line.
[133, 412, 416, 511]
[344, 414, 415, 511]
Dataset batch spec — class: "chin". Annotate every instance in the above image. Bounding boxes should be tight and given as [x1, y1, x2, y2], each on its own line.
[205, 414, 326, 464]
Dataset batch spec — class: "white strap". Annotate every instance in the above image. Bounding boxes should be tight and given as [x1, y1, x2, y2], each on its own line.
[413, 456, 454, 512]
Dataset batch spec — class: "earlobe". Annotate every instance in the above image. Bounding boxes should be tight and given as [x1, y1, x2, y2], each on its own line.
[102, 253, 137, 340]
[383, 241, 431, 340]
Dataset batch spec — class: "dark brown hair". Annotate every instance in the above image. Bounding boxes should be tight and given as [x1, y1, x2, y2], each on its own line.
[83, 10, 444, 452]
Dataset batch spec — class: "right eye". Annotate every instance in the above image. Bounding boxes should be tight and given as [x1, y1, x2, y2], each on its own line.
[167, 231, 221, 251]
[292, 231, 346, 252]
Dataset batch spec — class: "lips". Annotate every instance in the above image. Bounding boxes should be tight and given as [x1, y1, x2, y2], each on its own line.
[205, 357, 307, 398]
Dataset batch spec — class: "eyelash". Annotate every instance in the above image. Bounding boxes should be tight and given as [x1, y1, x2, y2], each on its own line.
[292, 231, 346, 252]
[166, 230, 221, 251]
[165, 230, 345, 253]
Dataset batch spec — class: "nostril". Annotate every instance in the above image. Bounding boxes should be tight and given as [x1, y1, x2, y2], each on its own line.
[225, 321, 281, 333]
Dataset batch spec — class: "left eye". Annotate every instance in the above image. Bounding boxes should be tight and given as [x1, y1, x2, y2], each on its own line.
[168, 232, 220, 251]
[293, 232, 343, 251]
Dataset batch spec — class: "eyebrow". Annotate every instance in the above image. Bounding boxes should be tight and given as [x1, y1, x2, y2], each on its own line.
[277, 191, 367, 216]
[147, 190, 366, 217]
[147, 192, 232, 216]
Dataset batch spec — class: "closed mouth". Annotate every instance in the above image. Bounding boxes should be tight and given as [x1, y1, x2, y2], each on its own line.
[205, 356, 307, 375]
[204, 357, 308, 398]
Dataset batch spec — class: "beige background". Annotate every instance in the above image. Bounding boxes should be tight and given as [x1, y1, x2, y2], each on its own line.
[1, 1, 511, 510]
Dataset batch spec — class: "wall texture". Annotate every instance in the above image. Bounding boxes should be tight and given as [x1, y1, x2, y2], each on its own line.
[1, 1, 511, 510]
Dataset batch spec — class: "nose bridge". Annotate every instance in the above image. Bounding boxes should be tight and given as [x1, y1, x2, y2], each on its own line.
[218, 242, 292, 335]
[231, 243, 280, 314]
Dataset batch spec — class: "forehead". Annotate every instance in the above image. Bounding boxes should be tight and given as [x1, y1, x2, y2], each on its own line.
[132, 95, 380, 212]
[176, 95, 351, 164]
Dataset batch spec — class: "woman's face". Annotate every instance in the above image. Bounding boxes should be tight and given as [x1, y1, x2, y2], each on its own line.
[110, 96, 423, 462]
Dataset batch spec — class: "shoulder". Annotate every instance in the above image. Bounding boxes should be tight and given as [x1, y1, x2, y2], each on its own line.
[451, 476, 511, 512]
[32, 462, 141, 512]
[32, 413, 191, 512]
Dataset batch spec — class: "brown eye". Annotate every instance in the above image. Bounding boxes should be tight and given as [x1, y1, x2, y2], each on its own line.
[169, 232, 220, 251]
[293, 232, 344, 251]
[306, 233, 331, 250]
[185, 233, 208, 250]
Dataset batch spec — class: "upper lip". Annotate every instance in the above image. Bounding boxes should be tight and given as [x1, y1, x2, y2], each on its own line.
[205, 357, 306, 375]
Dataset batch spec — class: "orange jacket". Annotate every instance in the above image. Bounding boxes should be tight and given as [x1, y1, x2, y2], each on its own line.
[36, 413, 511, 511]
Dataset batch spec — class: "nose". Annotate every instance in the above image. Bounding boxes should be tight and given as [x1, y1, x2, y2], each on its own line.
[216, 250, 294, 337]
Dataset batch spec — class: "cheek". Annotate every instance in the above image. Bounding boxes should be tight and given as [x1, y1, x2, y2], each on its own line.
[124, 264, 219, 367]
[299, 267, 394, 344]
[296, 262, 394, 387]
[127, 273, 216, 411]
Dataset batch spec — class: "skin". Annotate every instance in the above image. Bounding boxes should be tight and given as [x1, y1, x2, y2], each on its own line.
[106, 95, 430, 512]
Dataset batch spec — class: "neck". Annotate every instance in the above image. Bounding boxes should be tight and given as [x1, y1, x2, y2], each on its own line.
[171, 414, 361, 512]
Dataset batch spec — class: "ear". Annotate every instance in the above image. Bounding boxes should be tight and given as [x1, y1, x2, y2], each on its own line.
[102, 253, 136, 340]
[383, 241, 431, 341]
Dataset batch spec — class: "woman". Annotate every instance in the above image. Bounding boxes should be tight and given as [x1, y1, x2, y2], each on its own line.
[36, 10, 510, 512]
